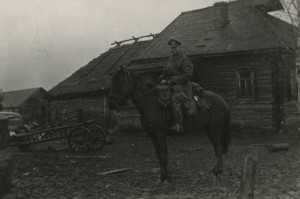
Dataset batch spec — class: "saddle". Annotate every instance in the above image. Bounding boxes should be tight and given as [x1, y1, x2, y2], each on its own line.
[191, 82, 210, 111]
[156, 84, 171, 107]
[156, 82, 209, 113]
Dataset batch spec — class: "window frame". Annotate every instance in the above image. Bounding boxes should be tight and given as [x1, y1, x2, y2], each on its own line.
[236, 69, 256, 99]
[290, 73, 298, 98]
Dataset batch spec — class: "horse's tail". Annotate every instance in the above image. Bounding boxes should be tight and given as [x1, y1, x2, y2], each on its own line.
[221, 111, 231, 154]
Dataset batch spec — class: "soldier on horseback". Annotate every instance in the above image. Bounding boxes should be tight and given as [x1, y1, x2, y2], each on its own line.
[159, 38, 194, 133]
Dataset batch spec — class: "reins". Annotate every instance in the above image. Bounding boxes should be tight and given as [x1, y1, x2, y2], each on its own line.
[131, 86, 157, 101]
[109, 87, 157, 103]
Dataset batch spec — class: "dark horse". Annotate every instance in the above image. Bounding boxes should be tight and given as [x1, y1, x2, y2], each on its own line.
[108, 66, 231, 183]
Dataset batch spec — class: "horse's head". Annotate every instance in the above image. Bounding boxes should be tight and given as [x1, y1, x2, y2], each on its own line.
[108, 65, 134, 110]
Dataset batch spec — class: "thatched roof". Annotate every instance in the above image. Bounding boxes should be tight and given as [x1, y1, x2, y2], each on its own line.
[134, 1, 294, 61]
[2, 87, 46, 108]
[48, 41, 150, 98]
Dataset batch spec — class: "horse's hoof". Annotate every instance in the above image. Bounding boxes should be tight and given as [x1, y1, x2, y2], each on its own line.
[161, 180, 173, 190]
[155, 178, 163, 186]
[213, 171, 223, 180]
[212, 167, 223, 180]
[215, 173, 223, 180]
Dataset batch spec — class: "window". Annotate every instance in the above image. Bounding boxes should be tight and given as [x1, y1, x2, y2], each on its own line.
[290, 74, 298, 97]
[236, 69, 255, 98]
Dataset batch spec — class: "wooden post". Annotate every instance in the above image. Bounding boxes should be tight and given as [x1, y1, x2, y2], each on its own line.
[296, 0, 300, 116]
[239, 153, 257, 199]
[0, 117, 9, 150]
[0, 117, 11, 197]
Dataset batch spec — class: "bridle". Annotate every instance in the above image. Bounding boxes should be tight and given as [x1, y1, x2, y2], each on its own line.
[108, 68, 157, 103]
[108, 86, 157, 103]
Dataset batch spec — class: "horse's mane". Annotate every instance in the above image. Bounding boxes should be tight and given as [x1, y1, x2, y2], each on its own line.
[112, 67, 156, 98]
[132, 74, 157, 97]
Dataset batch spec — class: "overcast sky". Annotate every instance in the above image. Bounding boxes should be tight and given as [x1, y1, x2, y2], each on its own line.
[0, 0, 289, 92]
[0, 0, 225, 92]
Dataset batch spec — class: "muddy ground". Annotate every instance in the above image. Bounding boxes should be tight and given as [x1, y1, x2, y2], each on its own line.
[3, 127, 300, 199]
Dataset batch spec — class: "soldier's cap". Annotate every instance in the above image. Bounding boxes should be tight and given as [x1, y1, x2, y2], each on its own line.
[168, 38, 182, 46]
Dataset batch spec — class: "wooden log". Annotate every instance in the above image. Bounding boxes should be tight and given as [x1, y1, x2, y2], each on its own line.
[97, 168, 131, 176]
[251, 143, 289, 152]
[0, 118, 11, 197]
[176, 147, 205, 153]
[239, 154, 257, 199]
[267, 143, 289, 152]
[62, 155, 109, 159]
[142, 159, 158, 162]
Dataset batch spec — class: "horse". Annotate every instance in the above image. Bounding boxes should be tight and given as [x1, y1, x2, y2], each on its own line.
[108, 66, 231, 184]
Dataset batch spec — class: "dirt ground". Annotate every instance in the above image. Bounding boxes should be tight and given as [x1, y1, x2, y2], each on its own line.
[3, 127, 300, 199]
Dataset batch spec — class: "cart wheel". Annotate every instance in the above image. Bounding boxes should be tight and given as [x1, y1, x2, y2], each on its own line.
[89, 125, 106, 150]
[68, 127, 92, 152]
[15, 136, 32, 151]
[15, 126, 29, 135]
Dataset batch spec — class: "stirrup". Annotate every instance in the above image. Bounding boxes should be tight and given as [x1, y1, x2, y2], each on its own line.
[169, 123, 183, 132]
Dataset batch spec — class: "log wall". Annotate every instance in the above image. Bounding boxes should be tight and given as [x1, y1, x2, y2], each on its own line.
[117, 54, 281, 131]
[20, 89, 48, 124]
[49, 95, 141, 131]
[194, 54, 275, 129]
[48, 95, 117, 128]
[48, 52, 294, 132]
[284, 100, 298, 126]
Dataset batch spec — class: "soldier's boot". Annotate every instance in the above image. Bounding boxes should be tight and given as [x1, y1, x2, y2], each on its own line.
[169, 103, 184, 133]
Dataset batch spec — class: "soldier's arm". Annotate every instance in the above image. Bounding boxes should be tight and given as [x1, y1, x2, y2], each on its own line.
[159, 58, 170, 82]
[159, 71, 166, 82]
[170, 57, 193, 85]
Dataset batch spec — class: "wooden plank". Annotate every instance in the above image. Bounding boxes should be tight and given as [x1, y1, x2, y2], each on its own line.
[97, 168, 131, 176]
[267, 143, 289, 152]
[239, 153, 257, 199]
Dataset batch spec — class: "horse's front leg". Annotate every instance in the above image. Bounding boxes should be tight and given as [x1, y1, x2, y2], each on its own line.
[145, 125, 171, 183]
[156, 130, 172, 183]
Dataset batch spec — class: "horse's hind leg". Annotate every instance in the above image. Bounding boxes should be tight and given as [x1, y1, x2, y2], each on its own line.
[206, 118, 225, 178]
[212, 144, 223, 178]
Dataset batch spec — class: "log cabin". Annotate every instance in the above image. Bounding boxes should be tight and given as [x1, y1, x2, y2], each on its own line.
[48, 0, 296, 132]
[48, 40, 151, 129]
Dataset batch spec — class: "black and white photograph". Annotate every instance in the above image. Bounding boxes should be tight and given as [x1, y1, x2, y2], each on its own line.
[0, 0, 299, 198]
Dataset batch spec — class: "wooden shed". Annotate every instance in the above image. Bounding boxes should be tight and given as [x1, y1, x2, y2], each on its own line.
[48, 41, 151, 129]
[1, 87, 48, 124]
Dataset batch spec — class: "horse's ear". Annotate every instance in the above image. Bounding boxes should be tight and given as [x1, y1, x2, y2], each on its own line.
[108, 72, 115, 76]
[144, 80, 154, 89]
[114, 65, 120, 72]
[121, 65, 126, 72]
[108, 67, 119, 76]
